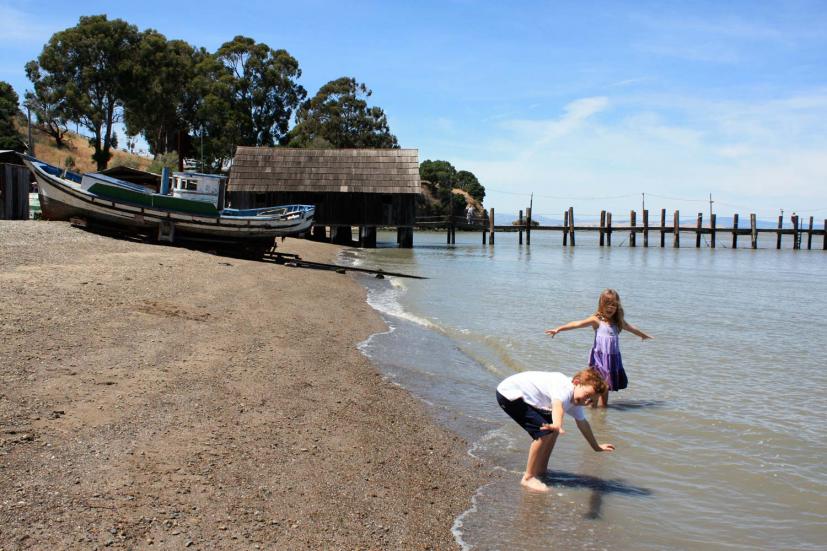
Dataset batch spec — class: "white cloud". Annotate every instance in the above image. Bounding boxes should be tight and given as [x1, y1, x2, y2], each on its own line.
[0, 6, 55, 45]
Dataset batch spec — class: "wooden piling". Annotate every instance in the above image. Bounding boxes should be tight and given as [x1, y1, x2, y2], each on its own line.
[732, 214, 739, 249]
[824, 219, 826, 250]
[673, 210, 680, 248]
[750, 214, 757, 249]
[607, 212, 613, 246]
[643, 209, 649, 247]
[660, 208, 667, 247]
[710, 214, 717, 249]
[696, 213, 703, 248]
[518, 210, 523, 245]
[568, 207, 575, 246]
[792, 215, 799, 250]
[630, 210, 636, 247]
[807, 216, 813, 250]
[489, 208, 495, 244]
[526, 207, 532, 246]
[599, 210, 606, 246]
[563, 210, 569, 246]
[776, 215, 783, 249]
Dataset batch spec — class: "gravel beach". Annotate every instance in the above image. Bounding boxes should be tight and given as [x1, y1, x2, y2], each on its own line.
[0, 221, 486, 550]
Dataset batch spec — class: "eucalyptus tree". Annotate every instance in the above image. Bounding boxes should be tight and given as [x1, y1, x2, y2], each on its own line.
[288, 77, 399, 149]
[123, 30, 202, 157]
[0, 81, 23, 151]
[21, 68, 68, 148]
[214, 35, 306, 147]
[26, 15, 141, 169]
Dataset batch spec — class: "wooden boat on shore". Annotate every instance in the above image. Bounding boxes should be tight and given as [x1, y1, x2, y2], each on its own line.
[20, 154, 315, 245]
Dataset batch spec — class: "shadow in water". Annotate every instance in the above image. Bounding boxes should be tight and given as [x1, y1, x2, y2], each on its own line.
[539, 470, 653, 520]
[604, 399, 667, 411]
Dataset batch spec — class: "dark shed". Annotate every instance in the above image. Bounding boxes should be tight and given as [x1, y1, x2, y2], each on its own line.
[227, 147, 420, 247]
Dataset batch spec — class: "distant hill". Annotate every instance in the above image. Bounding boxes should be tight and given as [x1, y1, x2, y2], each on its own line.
[14, 116, 151, 173]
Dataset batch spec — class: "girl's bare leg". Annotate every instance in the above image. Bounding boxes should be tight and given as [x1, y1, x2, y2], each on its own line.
[597, 390, 609, 407]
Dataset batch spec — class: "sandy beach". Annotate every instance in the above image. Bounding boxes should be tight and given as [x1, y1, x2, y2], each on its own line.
[0, 221, 486, 550]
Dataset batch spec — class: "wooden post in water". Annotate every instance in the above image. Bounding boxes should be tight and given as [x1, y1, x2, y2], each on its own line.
[824, 219, 827, 250]
[446, 215, 452, 244]
[518, 210, 523, 245]
[569, 207, 575, 246]
[792, 214, 799, 250]
[732, 213, 739, 249]
[607, 212, 613, 246]
[526, 207, 532, 246]
[807, 216, 813, 250]
[630, 210, 636, 247]
[599, 210, 606, 246]
[696, 213, 703, 248]
[673, 210, 680, 248]
[489, 208, 495, 245]
[563, 210, 569, 246]
[660, 208, 667, 247]
[643, 209, 649, 247]
[776, 215, 783, 249]
[750, 214, 757, 249]
[710, 214, 717, 248]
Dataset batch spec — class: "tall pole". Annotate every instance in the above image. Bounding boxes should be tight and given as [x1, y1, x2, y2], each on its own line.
[25, 97, 34, 156]
[709, 193, 714, 227]
[642, 192, 645, 213]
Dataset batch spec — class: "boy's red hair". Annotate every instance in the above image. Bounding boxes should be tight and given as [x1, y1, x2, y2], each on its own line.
[573, 367, 607, 395]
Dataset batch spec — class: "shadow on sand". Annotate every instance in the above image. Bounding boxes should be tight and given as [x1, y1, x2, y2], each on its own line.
[539, 470, 652, 520]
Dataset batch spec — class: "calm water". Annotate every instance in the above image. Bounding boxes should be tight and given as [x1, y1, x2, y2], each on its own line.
[340, 229, 827, 551]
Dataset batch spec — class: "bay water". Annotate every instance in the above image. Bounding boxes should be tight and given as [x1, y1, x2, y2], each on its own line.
[339, 229, 827, 550]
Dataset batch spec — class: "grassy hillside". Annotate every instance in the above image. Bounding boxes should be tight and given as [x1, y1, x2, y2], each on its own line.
[15, 116, 151, 173]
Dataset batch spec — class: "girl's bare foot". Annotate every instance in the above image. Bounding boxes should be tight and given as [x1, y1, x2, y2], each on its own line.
[521, 476, 550, 493]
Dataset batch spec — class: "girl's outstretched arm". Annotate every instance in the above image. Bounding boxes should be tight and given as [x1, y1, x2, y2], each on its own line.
[545, 315, 598, 337]
[623, 321, 653, 340]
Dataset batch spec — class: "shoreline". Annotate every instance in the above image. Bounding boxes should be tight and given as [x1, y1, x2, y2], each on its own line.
[0, 221, 487, 549]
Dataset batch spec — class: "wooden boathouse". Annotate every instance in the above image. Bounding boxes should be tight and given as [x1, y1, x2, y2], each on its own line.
[0, 150, 31, 220]
[226, 147, 420, 247]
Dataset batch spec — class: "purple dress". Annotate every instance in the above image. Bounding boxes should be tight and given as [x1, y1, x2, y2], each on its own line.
[588, 321, 628, 391]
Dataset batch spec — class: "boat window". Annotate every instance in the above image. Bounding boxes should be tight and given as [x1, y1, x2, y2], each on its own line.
[183, 179, 198, 191]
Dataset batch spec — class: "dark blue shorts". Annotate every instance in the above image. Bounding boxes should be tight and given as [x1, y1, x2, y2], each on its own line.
[496, 391, 553, 440]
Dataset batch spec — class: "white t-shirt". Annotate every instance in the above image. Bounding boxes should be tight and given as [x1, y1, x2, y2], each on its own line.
[496, 371, 586, 421]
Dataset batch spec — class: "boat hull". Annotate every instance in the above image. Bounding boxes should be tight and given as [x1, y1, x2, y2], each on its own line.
[25, 158, 314, 241]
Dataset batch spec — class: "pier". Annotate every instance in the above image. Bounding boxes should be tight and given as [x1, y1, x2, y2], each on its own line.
[415, 208, 826, 250]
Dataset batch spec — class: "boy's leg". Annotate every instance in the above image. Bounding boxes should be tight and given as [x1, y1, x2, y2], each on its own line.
[522, 432, 558, 492]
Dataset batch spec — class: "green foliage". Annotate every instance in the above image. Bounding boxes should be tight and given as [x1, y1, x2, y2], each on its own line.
[148, 152, 179, 174]
[123, 31, 201, 156]
[22, 78, 68, 148]
[215, 36, 305, 147]
[26, 15, 141, 170]
[288, 77, 399, 149]
[418, 160, 486, 217]
[0, 81, 24, 151]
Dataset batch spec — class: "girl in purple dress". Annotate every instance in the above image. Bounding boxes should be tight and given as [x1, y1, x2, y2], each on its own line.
[545, 289, 652, 407]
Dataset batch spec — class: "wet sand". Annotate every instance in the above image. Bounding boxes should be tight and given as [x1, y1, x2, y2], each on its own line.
[0, 221, 486, 549]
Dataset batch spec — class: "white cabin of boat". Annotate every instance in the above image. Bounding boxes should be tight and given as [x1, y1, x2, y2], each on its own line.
[171, 172, 226, 207]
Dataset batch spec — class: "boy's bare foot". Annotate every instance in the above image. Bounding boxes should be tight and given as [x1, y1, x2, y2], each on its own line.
[520, 476, 550, 493]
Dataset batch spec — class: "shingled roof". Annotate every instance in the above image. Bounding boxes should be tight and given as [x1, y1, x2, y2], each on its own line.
[228, 147, 421, 194]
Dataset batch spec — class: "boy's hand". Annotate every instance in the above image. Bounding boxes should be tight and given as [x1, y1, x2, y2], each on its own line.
[540, 423, 565, 434]
[597, 443, 615, 452]
[544, 329, 559, 337]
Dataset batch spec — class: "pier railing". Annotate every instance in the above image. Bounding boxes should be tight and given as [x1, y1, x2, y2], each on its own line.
[414, 208, 826, 250]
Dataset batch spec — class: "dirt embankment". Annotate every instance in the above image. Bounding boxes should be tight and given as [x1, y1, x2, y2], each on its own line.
[0, 221, 486, 550]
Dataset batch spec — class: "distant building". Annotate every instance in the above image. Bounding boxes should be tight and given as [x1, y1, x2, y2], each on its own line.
[226, 147, 420, 247]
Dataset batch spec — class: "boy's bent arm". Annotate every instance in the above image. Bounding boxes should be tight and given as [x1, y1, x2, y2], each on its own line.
[575, 419, 615, 452]
[540, 400, 566, 434]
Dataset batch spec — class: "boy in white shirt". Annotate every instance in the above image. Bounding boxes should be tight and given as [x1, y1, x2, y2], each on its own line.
[496, 367, 615, 492]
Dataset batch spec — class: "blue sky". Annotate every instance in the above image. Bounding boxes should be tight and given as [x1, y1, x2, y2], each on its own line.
[2, 1, 826, 220]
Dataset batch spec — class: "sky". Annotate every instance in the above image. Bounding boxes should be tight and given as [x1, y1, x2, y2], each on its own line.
[1, 0, 826, 220]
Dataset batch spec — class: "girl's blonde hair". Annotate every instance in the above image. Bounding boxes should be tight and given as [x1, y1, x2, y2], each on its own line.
[595, 288, 624, 331]
[573, 367, 608, 395]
